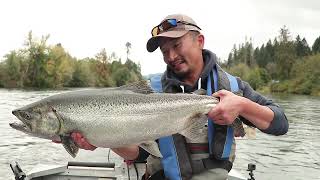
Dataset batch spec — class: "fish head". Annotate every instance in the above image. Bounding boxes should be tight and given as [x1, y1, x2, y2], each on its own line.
[10, 103, 61, 139]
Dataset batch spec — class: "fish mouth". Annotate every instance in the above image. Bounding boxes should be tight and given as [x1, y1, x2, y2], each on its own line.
[11, 110, 32, 132]
[9, 121, 32, 133]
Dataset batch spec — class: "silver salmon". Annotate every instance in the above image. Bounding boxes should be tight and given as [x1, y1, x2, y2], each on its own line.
[10, 82, 219, 158]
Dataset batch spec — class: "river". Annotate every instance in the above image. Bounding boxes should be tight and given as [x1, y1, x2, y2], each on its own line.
[0, 89, 319, 180]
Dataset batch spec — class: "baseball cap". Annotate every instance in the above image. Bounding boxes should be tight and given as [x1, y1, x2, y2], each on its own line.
[146, 14, 201, 52]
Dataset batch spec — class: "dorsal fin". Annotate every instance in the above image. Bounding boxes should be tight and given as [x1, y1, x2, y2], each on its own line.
[119, 81, 154, 94]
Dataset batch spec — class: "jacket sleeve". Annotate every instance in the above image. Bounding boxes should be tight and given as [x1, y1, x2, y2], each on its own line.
[237, 79, 289, 135]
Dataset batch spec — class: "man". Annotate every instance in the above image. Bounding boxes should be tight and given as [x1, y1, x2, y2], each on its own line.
[68, 14, 288, 180]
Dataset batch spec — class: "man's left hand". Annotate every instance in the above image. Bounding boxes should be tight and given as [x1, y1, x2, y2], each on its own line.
[208, 90, 244, 125]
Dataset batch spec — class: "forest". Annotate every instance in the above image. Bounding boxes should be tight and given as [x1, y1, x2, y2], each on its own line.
[221, 26, 319, 96]
[0, 26, 319, 96]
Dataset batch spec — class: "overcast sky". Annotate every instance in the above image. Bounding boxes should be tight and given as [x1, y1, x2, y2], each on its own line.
[0, 0, 319, 75]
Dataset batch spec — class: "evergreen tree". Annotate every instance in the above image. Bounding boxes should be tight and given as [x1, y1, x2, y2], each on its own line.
[227, 52, 233, 67]
[265, 40, 275, 63]
[274, 26, 297, 79]
[253, 47, 260, 67]
[295, 35, 311, 57]
[312, 36, 320, 54]
[256, 44, 266, 67]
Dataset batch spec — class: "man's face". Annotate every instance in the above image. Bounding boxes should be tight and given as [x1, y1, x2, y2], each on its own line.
[159, 32, 204, 78]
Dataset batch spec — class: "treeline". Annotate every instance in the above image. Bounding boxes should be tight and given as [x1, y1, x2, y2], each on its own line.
[222, 26, 320, 96]
[0, 31, 142, 89]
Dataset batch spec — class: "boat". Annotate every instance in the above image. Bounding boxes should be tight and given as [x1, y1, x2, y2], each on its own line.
[10, 161, 250, 180]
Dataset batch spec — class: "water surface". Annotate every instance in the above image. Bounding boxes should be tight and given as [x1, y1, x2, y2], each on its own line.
[0, 89, 319, 179]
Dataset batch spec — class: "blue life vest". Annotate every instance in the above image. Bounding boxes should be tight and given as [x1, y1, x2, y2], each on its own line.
[149, 66, 240, 180]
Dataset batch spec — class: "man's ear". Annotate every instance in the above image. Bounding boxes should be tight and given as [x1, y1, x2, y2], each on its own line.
[197, 34, 205, 49]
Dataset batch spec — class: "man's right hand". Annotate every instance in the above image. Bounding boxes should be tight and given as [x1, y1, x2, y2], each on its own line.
[52, 132, 97, 151]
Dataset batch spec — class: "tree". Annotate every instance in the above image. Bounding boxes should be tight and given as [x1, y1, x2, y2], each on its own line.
[312, 36, 320, 54]
[290, 54, 320, 95]
[265, 40, 275, 63]
[229, 44, 238, 66]
[95, 48, 108, 64]
[295, 35, 311, 57]
[0, 63, 4, 87]
[3, 51, 24, 87]
[46, 44, 74, 88]
[256, 41, 274, 68]
[125, 59, 142, 79]
[273, 38, 279, 48]
[253, 47, 260, 67]
[229, 38, 255, 67]
[274, 27, 296, 79]
[266, 62, 277, 80]
[93, 49, 113, 87]
[278, 25, 291, 43]
[125, 42, 132, 61]
[227, 52, 233, 67]
[242, 37, 255, 67]
[274, 42, 296, 79]
[24, 31, 50, 87]
[68, 59, 95, 87]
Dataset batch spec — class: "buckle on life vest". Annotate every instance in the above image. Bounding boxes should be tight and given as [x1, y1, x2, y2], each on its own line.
[188, 143, 209, 154]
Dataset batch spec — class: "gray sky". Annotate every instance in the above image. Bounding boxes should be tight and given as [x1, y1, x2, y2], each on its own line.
[0, 0, 319, 75]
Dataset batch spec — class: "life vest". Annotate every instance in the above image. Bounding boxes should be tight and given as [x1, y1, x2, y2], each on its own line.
[149, 64, 240, 180]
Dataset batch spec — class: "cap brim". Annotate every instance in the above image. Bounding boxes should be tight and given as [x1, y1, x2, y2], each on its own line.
[146, 30, 189, 52]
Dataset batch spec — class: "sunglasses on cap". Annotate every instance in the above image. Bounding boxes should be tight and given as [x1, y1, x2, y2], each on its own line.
[151, 19, 201, 37]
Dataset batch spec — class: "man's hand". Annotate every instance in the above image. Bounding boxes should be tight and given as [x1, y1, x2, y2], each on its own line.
[52, 132, 97, 151]
[208, 90, 244, 125]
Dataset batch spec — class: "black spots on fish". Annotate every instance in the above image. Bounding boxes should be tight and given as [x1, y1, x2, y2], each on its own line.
[104, 101, 129, 112]
[88, 101, 100, 108]
[66, 100, 103, 111]
[50, 106, 57, 113]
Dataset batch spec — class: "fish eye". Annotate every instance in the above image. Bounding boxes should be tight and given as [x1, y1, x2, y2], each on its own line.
[22, 111, 32, 120]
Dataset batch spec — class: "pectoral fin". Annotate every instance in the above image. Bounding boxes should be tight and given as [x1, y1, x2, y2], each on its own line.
[60, 135, 79, 158]
[139, 141, 162, 158]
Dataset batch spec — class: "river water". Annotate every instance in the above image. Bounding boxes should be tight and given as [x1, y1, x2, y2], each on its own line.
[0, 89, 319, 180]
